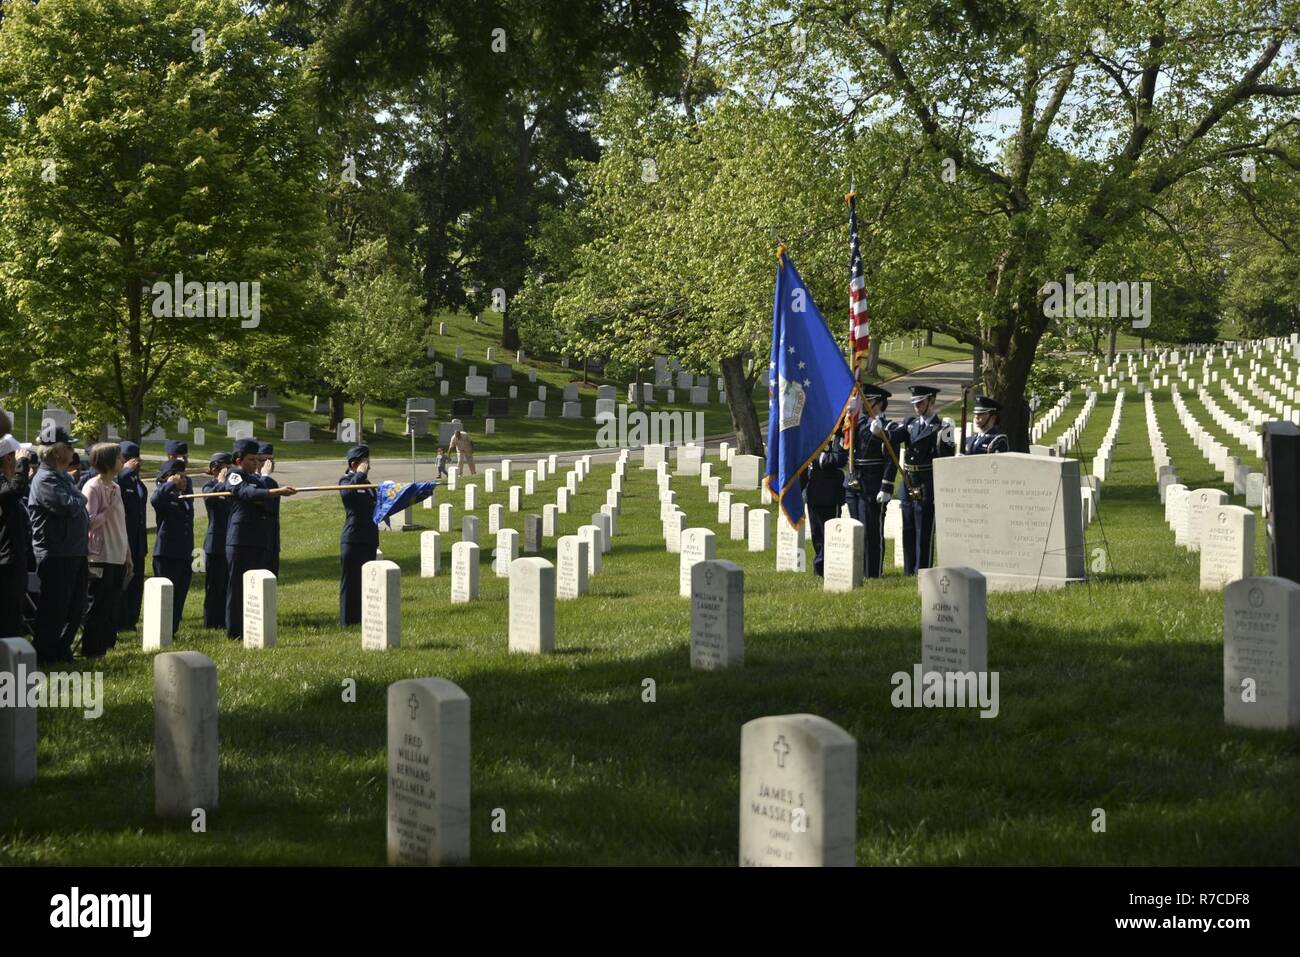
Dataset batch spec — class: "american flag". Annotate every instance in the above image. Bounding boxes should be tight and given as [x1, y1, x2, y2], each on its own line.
[848, 193, 870, 369]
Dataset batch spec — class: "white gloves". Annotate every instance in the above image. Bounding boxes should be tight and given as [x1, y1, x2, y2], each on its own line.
[939, 424, 955, 444]
[870, 418, 886, 438]
[876, 490, 890, 504]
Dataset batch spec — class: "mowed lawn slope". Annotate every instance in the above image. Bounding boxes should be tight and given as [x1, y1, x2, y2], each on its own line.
[1, 382, 1297, 865]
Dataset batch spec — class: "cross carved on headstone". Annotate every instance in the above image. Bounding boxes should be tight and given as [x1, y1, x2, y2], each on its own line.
[773, 735, 790, 768]
[939, 575, 950, 594]
[408, 694, 420, 721]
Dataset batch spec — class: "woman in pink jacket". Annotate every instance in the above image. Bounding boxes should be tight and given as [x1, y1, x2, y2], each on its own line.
[83, 442, 132, 657]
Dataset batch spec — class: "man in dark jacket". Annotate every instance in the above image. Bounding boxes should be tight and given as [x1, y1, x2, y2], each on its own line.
[151, 458, 195, 636]
[223, 438, 296, 639]
[338, 444, 378, 625]
[115, 440, 148, 629]
[801, 436, 848, 577]
[0, 434, 31, 636]
[27, 425, 89, 664]
[201, 452, 232, 629]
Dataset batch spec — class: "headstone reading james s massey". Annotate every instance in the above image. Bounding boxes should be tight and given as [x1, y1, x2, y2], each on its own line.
[739, 714, 857, 867]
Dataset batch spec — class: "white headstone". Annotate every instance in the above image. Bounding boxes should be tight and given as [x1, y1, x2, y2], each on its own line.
[679, 527, 717, 598]
[823, 518, 865, 592]
[509, 558, 556, 654]
[1199, 505, 1255, 590]
[775, 517, 806, 572]
[450, 542, 480, 603]
[154, 651, 219, 817]
[420, 531, 441, 577]
[933, 453, 1085, 590]
[241, 570, 277, 649]
[143, 577, 175, 650]
[0, 638, 37, 788]
[739, 714, 856, 866]
[362, 560, 401, 649]
[386, 677, 470, 865]
[919, 567, 988, 675]
[578, 525, 603, 575]
[557, 535, 589, 599]
[495, 528, 519, 577]
[729, 454, 763, 490]
[1223, 577, 1300, 729]
[691, 560, 744, 671]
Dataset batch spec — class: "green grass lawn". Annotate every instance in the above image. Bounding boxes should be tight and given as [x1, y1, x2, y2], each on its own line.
[2, 378, 1297, 865]
[2, 314, 969, 459]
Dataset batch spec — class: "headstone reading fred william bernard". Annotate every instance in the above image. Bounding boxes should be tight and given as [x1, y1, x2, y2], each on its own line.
[739, 714, 856, 867]
[1223, 576, 1299, 730]
[387, 678, 470, 866]
[932, 452, 1084, 591]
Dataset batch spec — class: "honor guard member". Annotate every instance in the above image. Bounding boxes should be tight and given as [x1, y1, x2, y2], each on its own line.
[338, 444, 378, 625]
[258, 442, 281, 575]
[163, 440, 193, 492]
[201, 452, 233, 629]
[223, 438, 297, 639]
[965, 396, 1011, 454]
[891, 385, 956, 575]
[115, 440, 148, 630]
[27, 424, 89, 664]
[151, 458, 195, 636]
[845, 384, 903, 579]
[800, 437, 847, 576]
[0, 434, 32, 637]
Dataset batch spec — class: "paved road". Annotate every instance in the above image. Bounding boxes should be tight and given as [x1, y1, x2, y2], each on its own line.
[162, 358, 976, 516]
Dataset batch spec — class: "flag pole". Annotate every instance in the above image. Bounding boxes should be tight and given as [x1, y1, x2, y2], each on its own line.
[845, 188, 860, 489]
[181, 483, 381, 499]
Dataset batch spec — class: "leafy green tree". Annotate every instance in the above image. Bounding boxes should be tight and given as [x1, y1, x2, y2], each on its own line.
[320, 239, 428, 432]
[0, 0, 328, 440]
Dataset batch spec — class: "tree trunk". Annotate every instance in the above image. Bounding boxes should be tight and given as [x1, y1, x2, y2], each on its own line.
[358, 398, 366, 438]
[865, 336, 881, 379]
[981, 334, 1037, 452]
[330, 391, 345, 431]
[925, 328, 934, 346]
[972, 342, 984, 389]
[501, 298, 521, 351]
[582, 357, 589, 386]
[720, 354, 763, 456]
[635, 367, 645, 415]
[1107, 327, 1118, 365]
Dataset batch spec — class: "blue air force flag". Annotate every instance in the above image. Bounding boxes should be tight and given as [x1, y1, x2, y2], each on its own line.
[372, 480, 438, 527]
[764, 252, 856, 530]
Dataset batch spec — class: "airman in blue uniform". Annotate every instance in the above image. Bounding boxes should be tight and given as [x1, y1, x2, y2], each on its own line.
[338, 444, 377, 625]
[965, 396, 1011, 454]
[844, 383, 903, 579]
[150, 457, 194, 636]
[890, 385, 956, 575]
[800, 437, 847, 577]
[222, 438, 297, 639]
[201, 452, 232, 629]
[115, 440, 148, 630]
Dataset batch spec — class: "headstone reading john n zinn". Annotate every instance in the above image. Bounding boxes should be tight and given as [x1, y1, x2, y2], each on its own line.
[918, 566, 988, 675]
